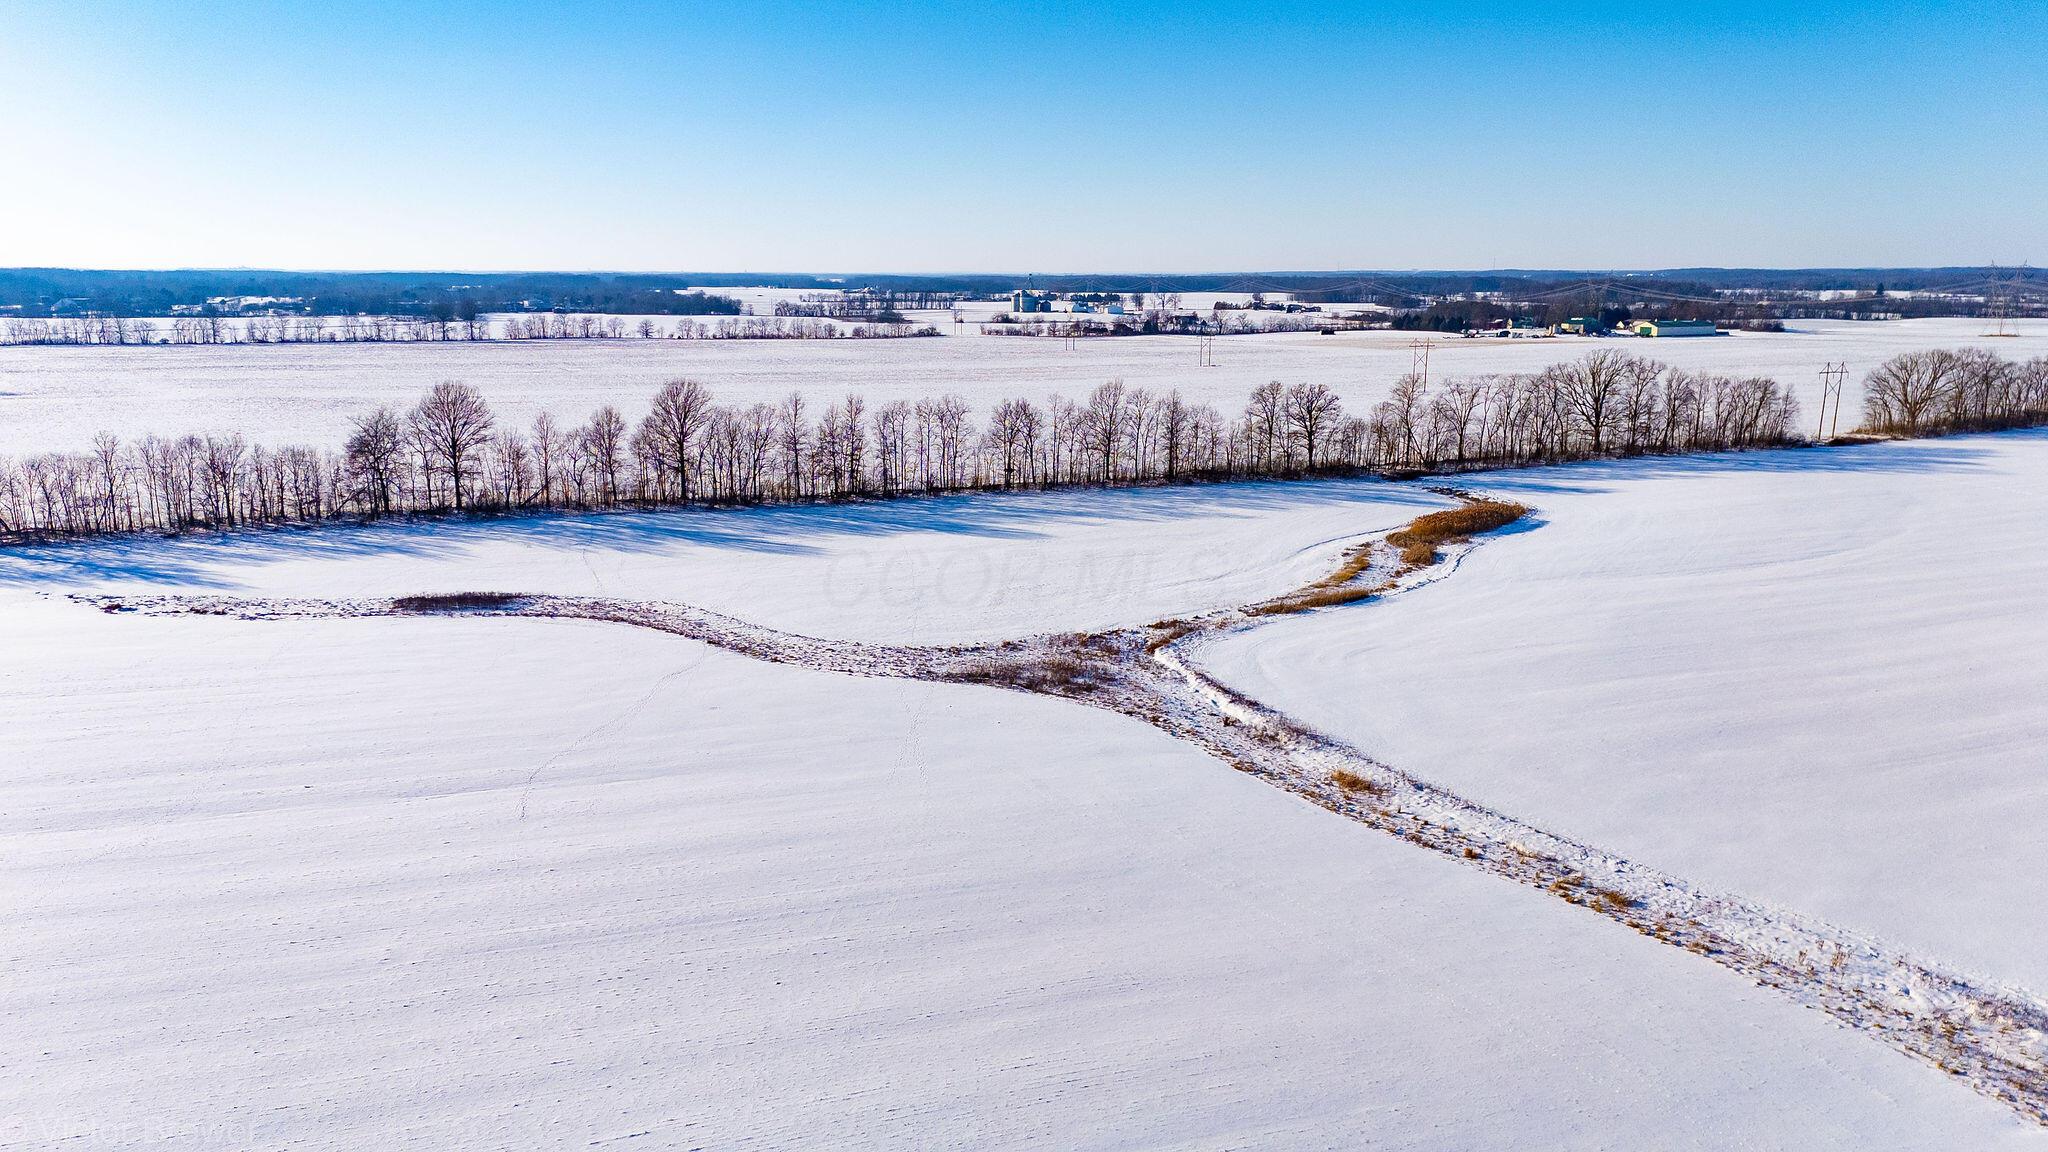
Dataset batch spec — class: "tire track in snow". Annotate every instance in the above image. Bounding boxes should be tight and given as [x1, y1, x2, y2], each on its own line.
[81, 507, 2048, 1127]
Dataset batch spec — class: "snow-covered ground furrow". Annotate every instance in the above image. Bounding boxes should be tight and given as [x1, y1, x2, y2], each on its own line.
[87, 512, 2048, 1127]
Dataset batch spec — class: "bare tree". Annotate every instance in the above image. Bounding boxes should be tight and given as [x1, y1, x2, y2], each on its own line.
[1158, 390, 1191, 480]
[778, 392, 809, 499]
[837, 393, 867, 494]
[409, 381, 494, 511]
[200, 435, 246, 527]
[1430, 378, 1486, 466]
[1378, 373, 1427, 465]
[530, 412, 562, 506]
[1553, 349, 1646, 454]
[872, 400, 912, 496]
[1283, 382, 1342, 470]
[986, 397, 1040, 489]
[583, 405, 627, 505]
[345, 407, 405, 516]
[930, 393, 973, 490]
[90, 432, 123, 530]
[737, 403, 777, 501]
[492, 430, 533, 507]
[1243, 381, 1287, 471]
[641, 379, 713, 501]
[1085, 379, 1130, 481]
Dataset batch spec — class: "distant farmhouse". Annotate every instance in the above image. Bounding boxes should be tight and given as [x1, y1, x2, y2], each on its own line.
[1544, 316, 1721, 337]
[1631, 319, 1720, 337]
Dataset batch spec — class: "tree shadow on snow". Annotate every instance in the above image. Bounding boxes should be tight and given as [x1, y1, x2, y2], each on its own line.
[0, 477, 1446, 590]
[1451, 431, 2022, 500]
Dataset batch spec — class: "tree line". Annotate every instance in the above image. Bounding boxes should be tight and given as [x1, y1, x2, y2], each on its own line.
[0, 313, 943, 347]
[984, 309, 1332, 337]
[0, 268, 750, 321]
[13, 267, 2039, 321]
[1858, 348, 2048, 436]
[7, 349, 1941, 541]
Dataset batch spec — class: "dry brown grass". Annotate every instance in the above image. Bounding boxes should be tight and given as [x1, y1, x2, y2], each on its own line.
[391, 592, 527, 611]
[1247, 498, 1527, 617]
[1395, 539, 1440, 567]
[1588, 887, 1635, 914]
[1330, 769, 1383, 796]
[1143, 619, 1198, 653]
[1385, 500, 1528, 569]
[1247, 545, 1382, 616]
[1547, 872, 1635, 914]
[1320, 543, 1377, 587]
[1247, 581, 1390, 617]
[952, 650, 1105, 695]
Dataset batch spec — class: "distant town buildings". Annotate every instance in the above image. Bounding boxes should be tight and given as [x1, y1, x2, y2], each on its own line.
[172, 296, 307, 316]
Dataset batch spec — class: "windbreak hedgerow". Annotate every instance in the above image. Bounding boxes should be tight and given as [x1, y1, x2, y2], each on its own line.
[1, 352, 1801, 541]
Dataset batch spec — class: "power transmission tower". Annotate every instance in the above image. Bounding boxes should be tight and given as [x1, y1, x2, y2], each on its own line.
[1409, 338, 1432, 386]
[1817, 362, 1848, 440]
[1984, 270, 2016, 337]
[1198, 334, 1215, 366]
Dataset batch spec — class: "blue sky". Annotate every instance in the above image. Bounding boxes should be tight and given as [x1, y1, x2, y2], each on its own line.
[1, 1, 2041, 271]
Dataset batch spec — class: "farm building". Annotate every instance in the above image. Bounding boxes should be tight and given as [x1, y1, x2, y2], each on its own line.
[1633, 319, 1720, 337]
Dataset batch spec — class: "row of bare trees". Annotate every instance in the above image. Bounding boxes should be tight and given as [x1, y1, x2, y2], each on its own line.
[657, 317, 943, 340]
[0, 315, 496, 346]
[4, 316, 165, 345]
[1861, 349, 2048, 436]
[982, 309, 1327, 337]
[2, 352, 1808, 540]
[0, 314, 947, 347]
[1370, 349, 1802, 467]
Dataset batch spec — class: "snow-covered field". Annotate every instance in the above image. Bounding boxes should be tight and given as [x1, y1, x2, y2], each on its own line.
[7, 429, 2048, 1146]
[2, 316, 2043, 454]
[1200, 429, 2048, 996]
[2, 593, 2032, 1148]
